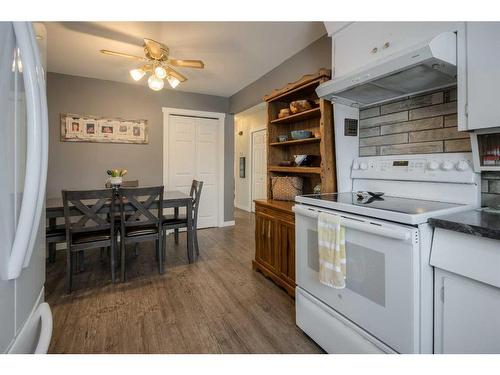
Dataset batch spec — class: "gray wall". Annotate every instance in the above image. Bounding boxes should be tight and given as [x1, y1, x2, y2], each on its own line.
[229, 34, 332, 114]
[47, 72, 234, 221]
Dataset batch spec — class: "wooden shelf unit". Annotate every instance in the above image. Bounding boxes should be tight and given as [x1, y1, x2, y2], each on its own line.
[264, 68, 336, 199]
[253, 69, 337, 297]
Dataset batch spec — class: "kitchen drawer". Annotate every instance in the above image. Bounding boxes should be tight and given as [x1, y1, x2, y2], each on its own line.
[430, 228, 500, 288]
[296, 287, 394, 353]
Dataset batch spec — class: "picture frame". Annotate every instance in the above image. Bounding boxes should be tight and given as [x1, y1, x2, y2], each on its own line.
[60, 113, 149, 144]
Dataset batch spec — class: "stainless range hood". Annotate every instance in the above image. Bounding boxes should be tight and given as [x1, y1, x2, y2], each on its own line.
[316, 32, 457, 108]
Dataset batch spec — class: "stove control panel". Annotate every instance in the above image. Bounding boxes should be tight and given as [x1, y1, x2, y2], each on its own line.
[351, 153, 478, 183]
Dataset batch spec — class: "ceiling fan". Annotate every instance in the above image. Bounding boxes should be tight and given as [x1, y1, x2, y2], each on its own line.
[100, 38, 204, 91]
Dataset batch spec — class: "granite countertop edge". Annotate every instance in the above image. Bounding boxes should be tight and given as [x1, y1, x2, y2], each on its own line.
[429, 210, 500, 241]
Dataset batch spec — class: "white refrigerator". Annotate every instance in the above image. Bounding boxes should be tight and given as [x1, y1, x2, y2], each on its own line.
[0, 22, 52, 353]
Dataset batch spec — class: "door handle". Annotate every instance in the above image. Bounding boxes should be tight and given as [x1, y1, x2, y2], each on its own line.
[293, 205, 411, 241]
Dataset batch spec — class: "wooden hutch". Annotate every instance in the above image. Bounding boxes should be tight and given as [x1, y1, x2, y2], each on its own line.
[252, 69, 337, 297]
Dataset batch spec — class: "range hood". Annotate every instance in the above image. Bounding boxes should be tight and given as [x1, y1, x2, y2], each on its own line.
[316, 32, 457, 107]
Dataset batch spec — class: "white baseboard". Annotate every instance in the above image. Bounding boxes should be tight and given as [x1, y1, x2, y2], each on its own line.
[222, 220, 235, 227]
[234, 203, 251, 212]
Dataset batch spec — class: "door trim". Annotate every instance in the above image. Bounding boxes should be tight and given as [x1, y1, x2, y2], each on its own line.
[249, 127, 266, 212]
[162, 107, 226, 227]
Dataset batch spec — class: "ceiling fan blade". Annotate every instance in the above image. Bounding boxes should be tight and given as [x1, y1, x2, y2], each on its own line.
[144, 38, 167, 60]
[100, 49, 145, 61]
[167, 59, 204, 69]
[166, 66, 187, 82]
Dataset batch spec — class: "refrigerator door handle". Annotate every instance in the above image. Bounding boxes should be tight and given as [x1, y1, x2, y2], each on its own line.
[6, 22, 48, 280]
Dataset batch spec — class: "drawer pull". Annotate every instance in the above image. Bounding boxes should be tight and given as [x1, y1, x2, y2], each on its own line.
[371, 47, 378, 54]
[383, 42, 390, 49]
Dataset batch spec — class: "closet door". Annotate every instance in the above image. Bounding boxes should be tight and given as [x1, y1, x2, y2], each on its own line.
[194, 117, 219, 228]
[167, 115, 219, 228]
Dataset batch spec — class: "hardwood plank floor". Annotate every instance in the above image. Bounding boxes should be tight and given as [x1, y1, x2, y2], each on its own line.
[46, 209, 323, 354]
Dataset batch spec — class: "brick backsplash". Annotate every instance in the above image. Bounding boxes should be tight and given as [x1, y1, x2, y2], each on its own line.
[358, 87, 469, 157]
[358, 87, 500, 207]
[482, 172, 500, 208]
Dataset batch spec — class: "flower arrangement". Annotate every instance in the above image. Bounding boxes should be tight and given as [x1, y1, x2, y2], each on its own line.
[106, 169, 128, 178]
[106, 169, 127, 186]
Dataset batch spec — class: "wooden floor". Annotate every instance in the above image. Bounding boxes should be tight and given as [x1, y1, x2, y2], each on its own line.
[46, 209, 323, 354]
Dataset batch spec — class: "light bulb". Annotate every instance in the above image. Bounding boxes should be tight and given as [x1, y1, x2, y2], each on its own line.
[154, 66, 167, 79]
[130, 68, 145, 81]
[148, 74, 164, 91]
[167, 75, 180, 88]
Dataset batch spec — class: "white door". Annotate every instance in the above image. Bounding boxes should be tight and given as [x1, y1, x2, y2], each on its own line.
[251, 129, 267, 212]
[167, 115, 219, 228]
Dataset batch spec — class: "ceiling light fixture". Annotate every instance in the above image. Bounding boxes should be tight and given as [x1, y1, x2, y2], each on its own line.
[130, 68, 146, 81]
[101, 38, 204, 92]
[167, 75, 180, 89]
[148, 74, 164, 91]
[154, 66, 167, 79]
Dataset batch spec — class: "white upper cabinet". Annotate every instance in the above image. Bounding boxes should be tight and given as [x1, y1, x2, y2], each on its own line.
[458, 22, 500, 130]
[332, 22, 462, 78]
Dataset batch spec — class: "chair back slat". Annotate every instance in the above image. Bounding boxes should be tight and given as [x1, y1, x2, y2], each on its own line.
[62, 189, 115, 234]
[119, 186, 164, 228]
[190, 180, 203, 223]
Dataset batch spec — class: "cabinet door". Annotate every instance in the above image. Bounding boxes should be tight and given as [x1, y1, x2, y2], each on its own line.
[435, 269, 500, 353]
[255, 211, 278, 273]
[464, 22, 500, 130]
[333, 22, 462, 78]
[277, 219, 295, 285]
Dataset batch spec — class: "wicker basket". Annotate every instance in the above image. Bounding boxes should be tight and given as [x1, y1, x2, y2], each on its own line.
[271, 176, 304, 201]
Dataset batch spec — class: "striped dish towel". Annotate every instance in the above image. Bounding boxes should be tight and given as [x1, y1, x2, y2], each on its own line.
[318, 212, 346, 289]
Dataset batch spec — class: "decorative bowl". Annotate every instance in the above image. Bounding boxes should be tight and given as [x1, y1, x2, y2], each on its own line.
[279, 160, 294, 167]
[293, 155, 315, 167]
[291, 130, 313, 140]
[278, 134, 289, 142]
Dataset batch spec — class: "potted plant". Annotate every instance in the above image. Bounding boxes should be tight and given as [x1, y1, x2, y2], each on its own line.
[106, 169, 127, 186]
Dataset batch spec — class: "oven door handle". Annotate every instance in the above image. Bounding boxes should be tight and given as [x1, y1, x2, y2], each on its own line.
[293, 205, 411, 241]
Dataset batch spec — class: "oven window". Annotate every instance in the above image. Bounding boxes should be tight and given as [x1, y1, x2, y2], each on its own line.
[306, 228, 386, 307]
[344, 241, 386, 307]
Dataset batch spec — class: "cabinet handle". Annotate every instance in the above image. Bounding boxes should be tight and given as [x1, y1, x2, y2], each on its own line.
[383, 42, 390, 49]
[371, 47, 378, 54]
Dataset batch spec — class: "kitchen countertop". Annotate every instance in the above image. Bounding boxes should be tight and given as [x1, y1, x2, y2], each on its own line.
[429, 209, 500, 241]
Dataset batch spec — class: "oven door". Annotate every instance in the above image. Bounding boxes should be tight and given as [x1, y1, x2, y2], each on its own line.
[294, 204, 420, 353]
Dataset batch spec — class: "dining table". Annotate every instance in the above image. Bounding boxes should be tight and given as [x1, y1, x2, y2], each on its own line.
[46, 189, 195, 264]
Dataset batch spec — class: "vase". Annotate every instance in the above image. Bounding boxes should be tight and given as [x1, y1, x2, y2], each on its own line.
[109, 176, 123, 186]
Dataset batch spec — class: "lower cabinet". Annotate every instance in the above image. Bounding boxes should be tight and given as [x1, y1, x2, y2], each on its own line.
[253, 200, 295, 297]
[434, 269, 500, 354]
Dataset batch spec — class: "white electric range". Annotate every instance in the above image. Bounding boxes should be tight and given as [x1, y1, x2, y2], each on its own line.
[293, 153, 480, 354]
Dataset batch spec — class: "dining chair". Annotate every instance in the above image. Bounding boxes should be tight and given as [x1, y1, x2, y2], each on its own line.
[119, 186, 164, 280]
[162, 180, 203, 258]
[62, 189, 117, 293]
[46, 224, 65, 263]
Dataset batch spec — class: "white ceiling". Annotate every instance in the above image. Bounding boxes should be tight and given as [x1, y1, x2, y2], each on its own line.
[44, 22, 327, 97]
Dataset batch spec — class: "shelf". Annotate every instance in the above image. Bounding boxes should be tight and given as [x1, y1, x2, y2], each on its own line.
[268, 165, 321, 174]
[270, 107, 321, 125]
[269, 137, 321, 147]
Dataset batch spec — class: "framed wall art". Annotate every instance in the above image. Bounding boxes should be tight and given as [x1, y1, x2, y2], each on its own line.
[60, 113, 149, 144]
